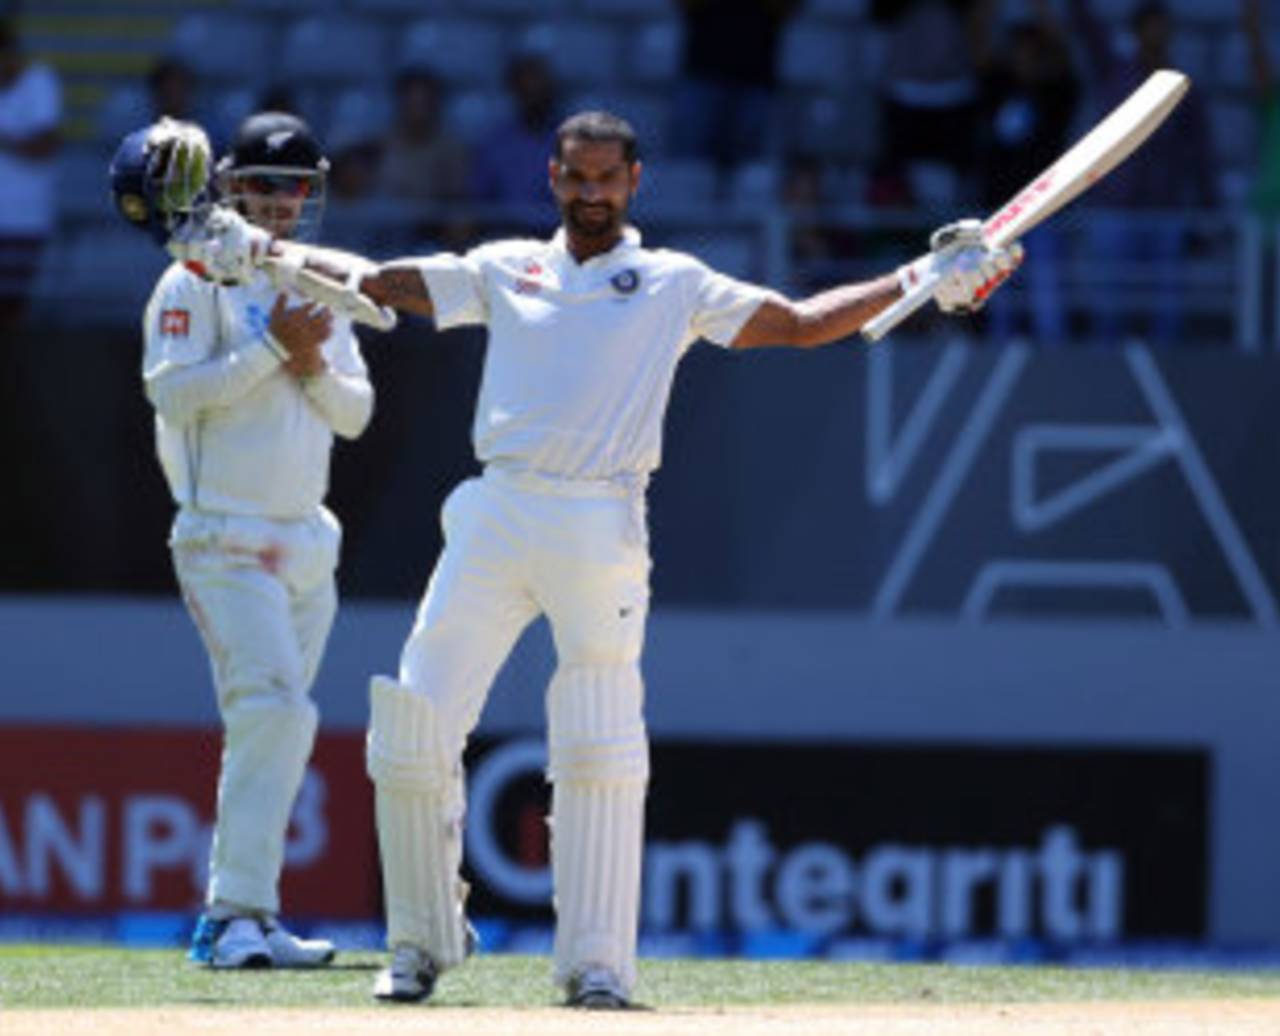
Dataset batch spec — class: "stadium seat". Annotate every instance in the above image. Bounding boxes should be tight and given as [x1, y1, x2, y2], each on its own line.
[280, 17, 389, 85]
[326, 88, 394, 149]
[97, 84, 151, 145]
[661, 230, 756, 280]
[63, 226, 171, 320]
[446, 90, 511, 144]
[464, 0, 567, 12]
[567, 89, 670, 155]
[58, 145, 116, 220]
[399, 20, 505, 87]
[728, 160, 781, 208]
[778, 19, 851, 91]
[1168, 32, 1212, 88]
[169, 14, 271, 82]
[628, 19, 683, 84]
[784, 91, 876, 163]
[1216, 31, 1280, 91]
[211, 88, 258, 142]
[802, 0, 868, 18]
[636, 158, 718, 205]
[515, 22, 619, 88]
[239, 0, 340, 12]
[350, 0, 454, 11]
[578, 0, 675, 16]
[1210, 100, 1258, 169]
[1163, 0, 1234, 23]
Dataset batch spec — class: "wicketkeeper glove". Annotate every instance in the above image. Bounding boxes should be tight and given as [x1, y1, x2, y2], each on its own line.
[898, 219, 1025, 314]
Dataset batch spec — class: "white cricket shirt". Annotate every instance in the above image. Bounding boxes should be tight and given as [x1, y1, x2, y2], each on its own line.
[142, 264, 372, 518]
[416, 227, 775, 483]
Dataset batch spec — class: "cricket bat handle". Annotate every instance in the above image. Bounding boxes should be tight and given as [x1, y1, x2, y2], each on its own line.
[861, 270, 941, 343]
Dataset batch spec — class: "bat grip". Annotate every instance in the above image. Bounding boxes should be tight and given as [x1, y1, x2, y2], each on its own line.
[861, 271, 940, 343]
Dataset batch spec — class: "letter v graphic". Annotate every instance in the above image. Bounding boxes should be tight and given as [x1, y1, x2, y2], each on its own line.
[866, 342, 969, 505]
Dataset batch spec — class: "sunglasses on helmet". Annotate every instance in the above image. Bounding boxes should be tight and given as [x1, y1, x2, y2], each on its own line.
[241, 173, 313, 198]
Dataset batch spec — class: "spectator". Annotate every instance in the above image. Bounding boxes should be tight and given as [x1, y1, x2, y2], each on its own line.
[872, 0, 984, 209]
[379, 66, 472, 249]
[670, 0, 800, 171]
[148, 56, 197, 123]
[1067, 0, 1217, 344]
[472, 50, 561, 224]
[782, 156, 861, 291]
[974, 0, 1079, 343]
[0, 18, 61, 328]
[323, 121, 385, 253]
[380, 66, 469, 205]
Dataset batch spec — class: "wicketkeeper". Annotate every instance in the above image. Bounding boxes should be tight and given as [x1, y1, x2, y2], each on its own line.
[110, 113, 374, 968]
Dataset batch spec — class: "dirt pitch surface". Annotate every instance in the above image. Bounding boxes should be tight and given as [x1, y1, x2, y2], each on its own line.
[5, 1001, 1280, 1035]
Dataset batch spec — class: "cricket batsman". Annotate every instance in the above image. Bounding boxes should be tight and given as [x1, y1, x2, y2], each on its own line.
[123, 109, 1020, 1005]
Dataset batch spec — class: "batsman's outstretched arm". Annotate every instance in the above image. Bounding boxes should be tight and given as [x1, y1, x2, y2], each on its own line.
[730, 274, 901, 350]
[729, 219, 1023, 350]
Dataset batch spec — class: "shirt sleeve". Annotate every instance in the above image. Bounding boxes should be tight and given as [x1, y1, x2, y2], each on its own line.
[415, 250, 489, 330]
[688, 261, 777, 349]
[142, 272, 281, 425]
[303, 318, 374, 440]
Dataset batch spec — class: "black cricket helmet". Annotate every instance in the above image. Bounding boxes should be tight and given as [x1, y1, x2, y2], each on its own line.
[216, 110, 329, 241]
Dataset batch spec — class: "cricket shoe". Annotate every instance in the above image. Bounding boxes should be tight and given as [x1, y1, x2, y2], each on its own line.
[565, 966, 629, 1010]
[372, 923, 478, 1003]
[260, 917, 336, 968]
[188, 915, 271, 969]
[374, 943, 438, 1003]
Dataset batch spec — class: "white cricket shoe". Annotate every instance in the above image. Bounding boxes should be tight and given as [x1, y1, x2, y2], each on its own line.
[261, 917, 336, 968]
[190, 916, 272, 969]
[373, 943, 438, 1003]
[566, 966, 629, 1010]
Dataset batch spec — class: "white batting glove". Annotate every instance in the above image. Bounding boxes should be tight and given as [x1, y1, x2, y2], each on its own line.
[167, 205, 272, 284]
[898, 219, 1025, 314]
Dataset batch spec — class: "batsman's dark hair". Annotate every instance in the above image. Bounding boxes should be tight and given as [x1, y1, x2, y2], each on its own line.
[555, 110, 639, 165]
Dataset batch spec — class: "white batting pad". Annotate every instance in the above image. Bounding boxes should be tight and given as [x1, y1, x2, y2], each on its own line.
[367, 676, 470, 968]
[547, 664, 649, 994]
[208, 696, 317, 914]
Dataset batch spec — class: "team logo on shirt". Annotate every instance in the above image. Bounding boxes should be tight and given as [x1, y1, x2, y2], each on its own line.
[245, 303, 270, 338]
[610, 269, 640, 295]
[514, 259, 544, 295]
[160, 308, 190, 337]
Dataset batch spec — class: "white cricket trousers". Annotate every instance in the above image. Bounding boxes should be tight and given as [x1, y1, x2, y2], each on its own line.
[369, 466, 651, 993]
[171, 506, 340, 915]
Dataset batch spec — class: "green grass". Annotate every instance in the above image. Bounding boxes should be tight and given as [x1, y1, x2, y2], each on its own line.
[1, 947, 1279, 1010]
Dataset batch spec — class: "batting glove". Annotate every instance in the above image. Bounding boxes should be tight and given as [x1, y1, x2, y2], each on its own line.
[898, 219, 1025, 314]
[167, 205, 272, 285]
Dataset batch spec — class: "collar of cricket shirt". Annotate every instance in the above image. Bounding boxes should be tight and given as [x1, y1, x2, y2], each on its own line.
[550, 224, 641, 268]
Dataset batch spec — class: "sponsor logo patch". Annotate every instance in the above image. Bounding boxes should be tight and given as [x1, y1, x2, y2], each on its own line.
[160, 309, 190, 337]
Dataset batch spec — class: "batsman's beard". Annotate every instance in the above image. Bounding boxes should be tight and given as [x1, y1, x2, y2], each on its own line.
[565, 199, 625, 239]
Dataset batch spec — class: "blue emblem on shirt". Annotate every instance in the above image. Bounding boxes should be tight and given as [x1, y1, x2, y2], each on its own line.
[245, 302, 270, 338]
[610, 268, 640, 295]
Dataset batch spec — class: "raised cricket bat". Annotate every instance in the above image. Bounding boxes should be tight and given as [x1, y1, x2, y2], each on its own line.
[861, 68, 1191, 342]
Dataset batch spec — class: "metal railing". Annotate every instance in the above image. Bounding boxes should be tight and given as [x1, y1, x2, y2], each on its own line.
[23, 202, 1270, 350]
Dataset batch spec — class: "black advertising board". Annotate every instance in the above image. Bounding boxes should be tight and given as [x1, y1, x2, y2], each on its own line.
[463, 737, 1208, 944]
